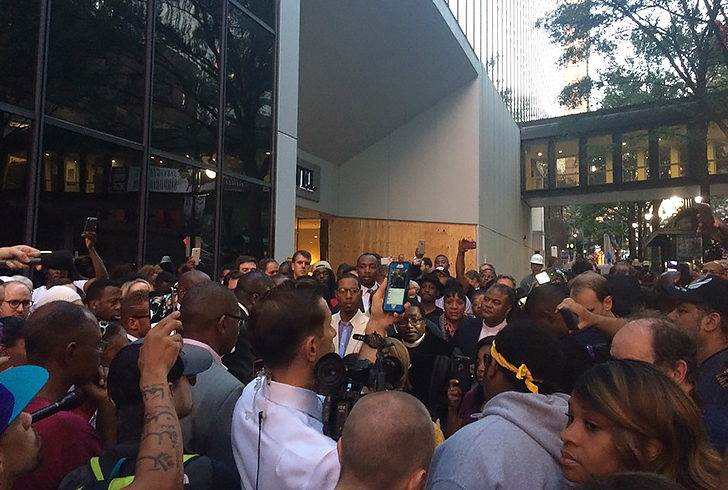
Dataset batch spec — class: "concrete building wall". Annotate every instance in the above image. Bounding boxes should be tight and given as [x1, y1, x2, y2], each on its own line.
[273, 0, 301, 261]
[296, 150, 340, 216]
[337, 79, 480, 224]
[296, 70, 534, 276]
[477, 66, 533, 277]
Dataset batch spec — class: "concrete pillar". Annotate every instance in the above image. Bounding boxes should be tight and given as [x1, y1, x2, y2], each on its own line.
[273, 0, 300, 261]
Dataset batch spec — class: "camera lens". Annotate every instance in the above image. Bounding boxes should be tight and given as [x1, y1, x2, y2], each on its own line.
[314, 353, 347, 393]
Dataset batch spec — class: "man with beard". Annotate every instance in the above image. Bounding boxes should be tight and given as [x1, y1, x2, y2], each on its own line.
[667, 276, 728, 452]
[390, 301, 452, 421]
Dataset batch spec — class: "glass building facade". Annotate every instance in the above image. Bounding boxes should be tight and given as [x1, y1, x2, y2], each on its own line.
[0, 0, 276, 276]
[445, 0, 557, 122]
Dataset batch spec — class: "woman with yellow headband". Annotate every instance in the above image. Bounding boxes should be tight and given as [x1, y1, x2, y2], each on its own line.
[428, 320, 569, 489]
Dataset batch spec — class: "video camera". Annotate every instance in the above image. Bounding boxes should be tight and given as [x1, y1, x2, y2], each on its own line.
[314, 332, 403, 440]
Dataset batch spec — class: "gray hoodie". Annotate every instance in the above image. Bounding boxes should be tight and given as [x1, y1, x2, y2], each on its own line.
[426, 391, 570, 490]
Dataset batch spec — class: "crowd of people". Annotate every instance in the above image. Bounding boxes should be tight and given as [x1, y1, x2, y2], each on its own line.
[0, 204, 728, 489]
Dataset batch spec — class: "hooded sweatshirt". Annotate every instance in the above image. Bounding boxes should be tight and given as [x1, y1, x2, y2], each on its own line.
[426, 391, 570, 490]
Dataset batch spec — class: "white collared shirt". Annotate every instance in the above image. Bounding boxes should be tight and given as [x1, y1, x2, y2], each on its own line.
[232, 375, 339, 490]
[479, 318, 508, 340]
[360, 282, 379, 312]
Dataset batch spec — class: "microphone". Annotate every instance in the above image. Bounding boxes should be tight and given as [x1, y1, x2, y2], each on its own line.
[31, 390, 85, 423]
[0, 258, 43, 268]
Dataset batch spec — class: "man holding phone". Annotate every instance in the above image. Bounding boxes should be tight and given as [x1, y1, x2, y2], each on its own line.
[32, 226, 109, 305]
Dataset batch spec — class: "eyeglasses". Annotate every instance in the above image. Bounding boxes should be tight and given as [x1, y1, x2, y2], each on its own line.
[336, 288, 360, 296]
[80, 339, 107, 352]
[398, 316, 424, 326]
[222, 313, 245, 328]
[2, 299, 32, 309]
[129, 315, 150, 320]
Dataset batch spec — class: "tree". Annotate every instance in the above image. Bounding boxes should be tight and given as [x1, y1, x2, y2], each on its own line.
[540, 0, 728, 198]
[562, 201, 649, 259]
[540, 0, 728, 109]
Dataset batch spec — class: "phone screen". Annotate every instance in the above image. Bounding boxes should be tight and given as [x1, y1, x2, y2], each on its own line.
[83, 217, 98, 234]
[384, 262, 410, 312]
[149, 288, 176, 325]
[535, 271, 551, 285]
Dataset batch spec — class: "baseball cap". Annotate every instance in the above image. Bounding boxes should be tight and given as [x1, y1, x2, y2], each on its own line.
[0, 366, 48, 435]
[665, 276, 728, 317]
[312, 260, 333, 272]
[108, 342, 212, 407]
[530, 254, 545, 265]
[160, 255, 172, 264]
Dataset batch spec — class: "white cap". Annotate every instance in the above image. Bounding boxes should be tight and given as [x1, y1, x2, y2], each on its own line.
[530, 254, 544, 265]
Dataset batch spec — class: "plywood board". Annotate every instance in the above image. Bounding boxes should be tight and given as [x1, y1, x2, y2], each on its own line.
[327, 217, 478, 271]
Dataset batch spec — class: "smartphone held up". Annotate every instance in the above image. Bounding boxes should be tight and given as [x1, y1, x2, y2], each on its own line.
[383, 262, 410, 313]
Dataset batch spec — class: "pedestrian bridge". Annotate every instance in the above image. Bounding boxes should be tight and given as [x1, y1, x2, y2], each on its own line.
[519, 97, 728, 207]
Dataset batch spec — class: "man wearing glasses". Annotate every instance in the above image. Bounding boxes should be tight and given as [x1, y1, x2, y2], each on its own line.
[0, 280, 33, 319]
[390, 301, 453, 421]
[179, 281, 244, 480]
[331, 273, 369, 357]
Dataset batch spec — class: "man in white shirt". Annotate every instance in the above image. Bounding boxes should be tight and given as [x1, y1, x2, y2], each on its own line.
[357, 253, 380, 312]
[331, 273, 369, 357]
[232, 283, 338, 490]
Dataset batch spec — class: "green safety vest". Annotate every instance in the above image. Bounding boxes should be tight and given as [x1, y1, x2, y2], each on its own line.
[78, 454, 200, 490]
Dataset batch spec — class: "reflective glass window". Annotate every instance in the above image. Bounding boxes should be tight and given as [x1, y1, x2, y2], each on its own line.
[220, 178, 271, 263]
[146, 157, 217, 272]
[232, 0, 275, 30]
[0, 113, 31, 246]
[657, 126, 687, 179]
[152, 0, 222, 162]
[555, 139, 579, 188]
[523, 140, 547, 190]
[46, 0, 147, 141]
[707, 122, 728, 175]
[0, 0, 40, 110]
[224, 6, 274, 180]
[587, 135, 613, 185]
[622, 130, 649, 182]
[38, 125, 141, 267]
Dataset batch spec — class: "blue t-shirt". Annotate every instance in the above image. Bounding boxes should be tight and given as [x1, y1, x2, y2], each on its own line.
[696, 347, 728, 453]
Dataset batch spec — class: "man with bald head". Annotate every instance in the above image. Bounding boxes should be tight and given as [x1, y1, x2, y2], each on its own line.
[336, 391, 434, 490]
[179, 282, 243, 478]
[610, 316, 696, 394]
[223, 271, 275, 382]
[610, 315, 728, 452]
[177, 269, 211, 304]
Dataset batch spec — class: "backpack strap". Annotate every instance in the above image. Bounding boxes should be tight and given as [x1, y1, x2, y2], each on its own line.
[108, 458, 128, 480]
[182, 454, 200, 464]
[90, 457, 104, 481]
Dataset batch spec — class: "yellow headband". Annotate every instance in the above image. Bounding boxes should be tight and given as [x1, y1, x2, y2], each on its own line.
[490, 341, 541, 394]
